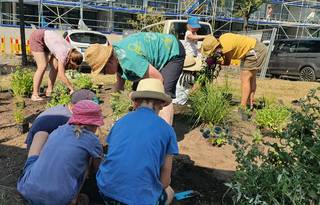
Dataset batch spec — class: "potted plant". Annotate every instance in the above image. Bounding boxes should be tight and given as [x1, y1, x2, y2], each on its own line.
[14, 108, 28, 134]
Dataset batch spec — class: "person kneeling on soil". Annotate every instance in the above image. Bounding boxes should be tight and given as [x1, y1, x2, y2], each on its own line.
[201, 33, 267, 119]
[25, 89, 98, 151]
[97, 78, 179, 205]
[17, 100, 104, 205]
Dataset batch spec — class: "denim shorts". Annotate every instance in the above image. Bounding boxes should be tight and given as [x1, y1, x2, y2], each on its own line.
[101, 189, 167, 205]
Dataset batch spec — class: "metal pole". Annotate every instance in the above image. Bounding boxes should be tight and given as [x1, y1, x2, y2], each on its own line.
[80, 0, 83, 22]
[19, 0, 27, 66]
[260, 27, 277, 79]
[38, 0, 43, 27]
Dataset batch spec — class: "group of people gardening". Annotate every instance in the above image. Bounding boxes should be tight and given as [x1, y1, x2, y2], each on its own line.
[19, 17, 267, 204]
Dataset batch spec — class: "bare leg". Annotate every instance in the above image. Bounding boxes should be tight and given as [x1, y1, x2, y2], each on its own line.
[159, 103, 174, 125]
[32, 51, 49, 100]
[28, 131, 49, 157]
[240, 70, 253, 107]
[165, 186, 175, 205]
[47, 56, 58, 96]
[249, 70, 258, 109]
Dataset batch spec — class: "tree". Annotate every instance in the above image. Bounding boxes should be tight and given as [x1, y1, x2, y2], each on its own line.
[234, 0, 265, 32]
[128, 7, 165, 32]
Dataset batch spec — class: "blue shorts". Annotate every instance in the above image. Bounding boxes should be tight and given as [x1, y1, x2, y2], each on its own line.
[21, 155, 39, 175]
[101, 189, 167, 205]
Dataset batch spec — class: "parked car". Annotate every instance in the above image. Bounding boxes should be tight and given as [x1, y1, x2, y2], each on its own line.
[63, 30, 108, 72]
[268, 39, 320, 81]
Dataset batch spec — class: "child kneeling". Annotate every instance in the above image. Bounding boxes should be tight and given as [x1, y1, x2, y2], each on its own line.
[97, 78, 179, 205]
[17, 100, 104, 205]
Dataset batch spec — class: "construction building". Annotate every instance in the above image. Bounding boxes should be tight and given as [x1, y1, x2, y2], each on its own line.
[1, 0, 320, 39]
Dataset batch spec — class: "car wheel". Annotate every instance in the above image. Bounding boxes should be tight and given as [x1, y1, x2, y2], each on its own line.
[300, 66, 316, 81]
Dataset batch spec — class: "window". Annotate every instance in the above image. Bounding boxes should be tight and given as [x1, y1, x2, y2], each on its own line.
[277, 41, 297, 53]
[69, 33, 107, 44]
[296, 40, 320, 53]
[169, 22, 212, 40]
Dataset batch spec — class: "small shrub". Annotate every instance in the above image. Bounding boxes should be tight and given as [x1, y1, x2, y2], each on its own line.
[109, 91, 132, 121]
[226, 87, 320, 205]
[11, 67, 33, 97]
[13, 108, 25, 124]
[47, 83, 71, 107]
[72, 74, 93, 90]
[255, 104, 291, 132]
[189, 83, 231, 125]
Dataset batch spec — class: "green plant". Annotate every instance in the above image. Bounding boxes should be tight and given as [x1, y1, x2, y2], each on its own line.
[189, 83, 231, 125]
[195, 54, 223, 87]
[226, 87, 320, 204]
[255, 104, 291, 132]
[14, 95, 26, 109]
[72, 74, 94, 90]
[47, 83, 71, 107]
[13, 108, 25, 124]
[11, 67, 33, 97]
[109, 91, 132, 121]
[201, 124, 229, 147]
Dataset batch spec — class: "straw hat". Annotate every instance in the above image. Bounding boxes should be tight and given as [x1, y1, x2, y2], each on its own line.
[130, 78, 172, 106]
[68, 100, 104, 126]
[84, 44, 113, 75]
[200, 35, 220, 57]
[183, 55, 202, 72]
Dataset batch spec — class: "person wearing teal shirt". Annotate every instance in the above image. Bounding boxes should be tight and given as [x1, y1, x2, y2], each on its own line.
[85, 32, 186, 125]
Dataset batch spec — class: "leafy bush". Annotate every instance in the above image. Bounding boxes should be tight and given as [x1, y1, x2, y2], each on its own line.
[11, 67, 33, 97]
[189, 83, 231, 125]
[255, 104, 290, 131]
[226, 87, 320, 205]
[72, 74, 93, 90]
[47, 83, 71, 107]
[109, 91, 132, 121]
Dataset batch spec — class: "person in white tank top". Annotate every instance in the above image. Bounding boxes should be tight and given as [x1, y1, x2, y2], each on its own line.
[173, 17, 207, 105]
[184, 16, 207, 57]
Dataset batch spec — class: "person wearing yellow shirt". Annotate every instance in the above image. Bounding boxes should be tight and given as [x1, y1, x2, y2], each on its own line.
[201, 33, 267, 119]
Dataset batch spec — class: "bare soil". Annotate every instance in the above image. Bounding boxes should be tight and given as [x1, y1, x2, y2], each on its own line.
[0, 69, 318, 205]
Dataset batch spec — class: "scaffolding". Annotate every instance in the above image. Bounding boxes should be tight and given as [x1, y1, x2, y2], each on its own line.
[1, 0, 320, 38]
[214, 0, 320, 39]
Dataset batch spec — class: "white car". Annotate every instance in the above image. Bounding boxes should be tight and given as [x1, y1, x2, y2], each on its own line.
[63, 30, 108, 72]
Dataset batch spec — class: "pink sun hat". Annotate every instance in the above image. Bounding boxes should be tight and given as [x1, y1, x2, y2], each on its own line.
[68, 100, 104, 126]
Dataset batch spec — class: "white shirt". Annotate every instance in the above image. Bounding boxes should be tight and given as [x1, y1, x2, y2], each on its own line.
[44, 30, 72, 66]
[184, 30, 198, 57]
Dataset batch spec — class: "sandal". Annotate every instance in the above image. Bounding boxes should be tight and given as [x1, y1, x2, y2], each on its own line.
[31, 95, 44, 101]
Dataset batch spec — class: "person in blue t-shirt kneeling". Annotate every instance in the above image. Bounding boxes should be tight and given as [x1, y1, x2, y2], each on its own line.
[17, 100, 104, 205]
[97, 78, 179, 205]
[25, 89, 99, 150]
